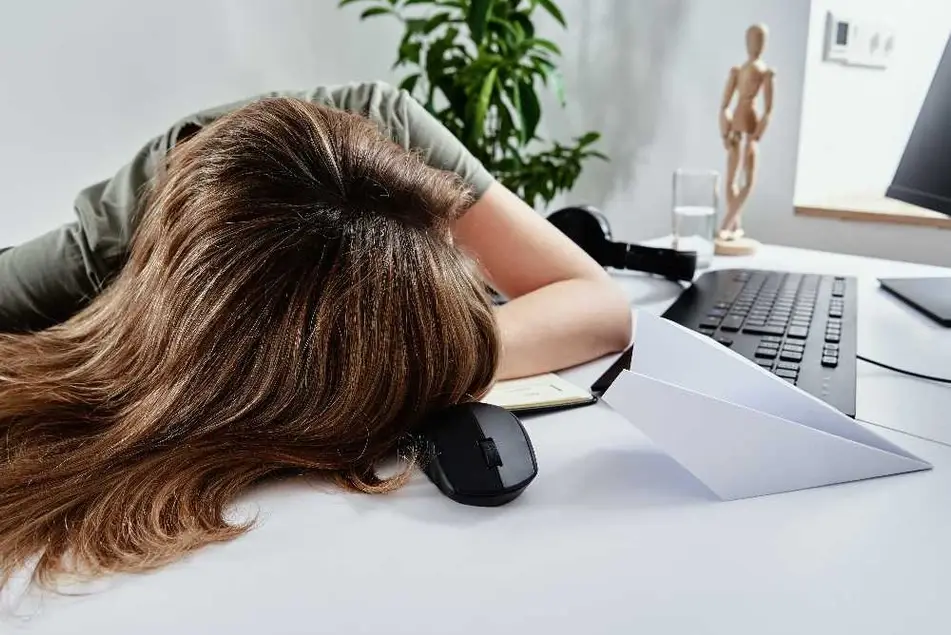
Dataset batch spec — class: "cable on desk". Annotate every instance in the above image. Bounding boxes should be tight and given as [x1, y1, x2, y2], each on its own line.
[857, 355, 951, 385]
[857, 418, 951, 449]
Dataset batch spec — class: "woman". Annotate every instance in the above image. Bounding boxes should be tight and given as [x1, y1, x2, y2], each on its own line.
[0, 83, 631, 590]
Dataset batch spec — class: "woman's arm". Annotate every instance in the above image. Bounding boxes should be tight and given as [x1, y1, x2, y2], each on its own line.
[453, 182, 633, 380]
[388, 82, 631, 378]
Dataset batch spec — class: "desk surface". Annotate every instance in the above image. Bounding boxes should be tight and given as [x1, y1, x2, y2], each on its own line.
[12, 245, 951, 635]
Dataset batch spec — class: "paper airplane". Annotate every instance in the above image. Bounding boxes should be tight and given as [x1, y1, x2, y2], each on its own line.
[602, 312, 932, 500]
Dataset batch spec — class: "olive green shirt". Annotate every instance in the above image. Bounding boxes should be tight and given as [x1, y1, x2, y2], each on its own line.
[0, 81, 494, 332]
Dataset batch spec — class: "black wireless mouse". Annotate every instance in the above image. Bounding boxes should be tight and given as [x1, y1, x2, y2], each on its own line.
[416, 402, 538, 507]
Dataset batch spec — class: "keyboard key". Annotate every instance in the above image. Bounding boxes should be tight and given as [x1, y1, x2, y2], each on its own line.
[715, 336, 733, 347]
[777, 361, 801, 371]
[780, 350, 803, 362]
[775, 368, 798, 379]
[756, 359, 774, 369]
[821, 356, 839, 367]
[787, 326, 809, 339]
[707, 308, 728, 318]
[755, 348, 778, 359]
[720, 315, 745, 331]
[825, 333, 840, 343]
[780, 375, 797, 384]
[824, 343, 840, 352]
[700, 317, 721, 329]
[829, 309, 843, 318]
[782, 344, 805, 353]
[744, 325, 785, 336]
[714, 301, 732, 310]
[762, 335, 783, 343]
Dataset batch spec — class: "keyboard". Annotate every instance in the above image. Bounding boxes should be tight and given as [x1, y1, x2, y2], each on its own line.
[592, 269, 857, 417]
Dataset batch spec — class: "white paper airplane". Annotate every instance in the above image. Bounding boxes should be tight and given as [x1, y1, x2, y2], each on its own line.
[602, 312, 932, 500]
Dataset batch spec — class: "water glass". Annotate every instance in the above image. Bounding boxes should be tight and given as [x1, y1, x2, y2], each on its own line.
[672, 169, 719, 269]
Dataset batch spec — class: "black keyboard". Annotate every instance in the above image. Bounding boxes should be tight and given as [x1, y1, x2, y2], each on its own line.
[593, 269, 857, 417]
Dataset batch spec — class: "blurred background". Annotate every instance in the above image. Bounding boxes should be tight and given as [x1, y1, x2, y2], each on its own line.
[1, 0, 948, 265]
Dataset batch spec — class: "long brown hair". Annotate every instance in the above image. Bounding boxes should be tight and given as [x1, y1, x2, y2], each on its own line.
[0, 98, 499, 590]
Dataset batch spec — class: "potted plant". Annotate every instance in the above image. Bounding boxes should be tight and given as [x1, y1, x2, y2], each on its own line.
[339, 0, 606, 210]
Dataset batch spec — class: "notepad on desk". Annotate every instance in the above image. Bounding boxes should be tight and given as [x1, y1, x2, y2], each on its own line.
[481, 373, 596, 413]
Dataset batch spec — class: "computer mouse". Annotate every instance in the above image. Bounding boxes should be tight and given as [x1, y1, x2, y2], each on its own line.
[416, 402, 538, 507]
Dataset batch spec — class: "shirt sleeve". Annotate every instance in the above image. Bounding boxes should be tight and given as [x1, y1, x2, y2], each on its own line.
[392, 86, 496, 199]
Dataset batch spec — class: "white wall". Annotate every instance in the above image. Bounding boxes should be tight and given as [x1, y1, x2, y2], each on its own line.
[536, 0, 811, 250]
[0, 0, 403, 245]
[796, 0, 951, 203]
[3, 0, 947, 266]
[540, 0, 951, 266]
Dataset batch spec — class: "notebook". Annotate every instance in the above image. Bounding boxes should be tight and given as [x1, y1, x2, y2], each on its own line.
[481, 373, 596, 413]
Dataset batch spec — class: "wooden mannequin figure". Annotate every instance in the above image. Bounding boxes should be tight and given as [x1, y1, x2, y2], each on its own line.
[716, 23, 775, 256]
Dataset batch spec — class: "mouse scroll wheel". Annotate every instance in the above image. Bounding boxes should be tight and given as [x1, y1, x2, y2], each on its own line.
[479, 438, 503, 468]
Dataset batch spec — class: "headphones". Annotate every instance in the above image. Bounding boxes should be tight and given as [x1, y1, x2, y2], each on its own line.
[547, 206, 697, 282]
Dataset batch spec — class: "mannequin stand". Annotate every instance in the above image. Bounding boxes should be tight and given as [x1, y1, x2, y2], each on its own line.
[715, 235, 760, 256]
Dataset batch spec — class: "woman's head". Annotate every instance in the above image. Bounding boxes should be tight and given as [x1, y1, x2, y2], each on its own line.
[0, 98, 499, 589]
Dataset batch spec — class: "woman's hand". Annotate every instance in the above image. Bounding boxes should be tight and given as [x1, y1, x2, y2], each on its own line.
[453, 182, 632, 380]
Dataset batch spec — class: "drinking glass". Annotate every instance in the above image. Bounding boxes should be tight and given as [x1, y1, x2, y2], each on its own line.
[672, 169, 719, 269]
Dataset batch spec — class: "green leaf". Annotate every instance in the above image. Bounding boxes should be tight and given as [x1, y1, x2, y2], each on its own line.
[535, 0, 566, 27]
[394, 39, 422, 67]
[399, 73, 421, 93]
[551, 68, 566, 105]
[423, 12, 453, 33]
[359, 6, 391, 19]
[338, 0, 371, 7]
[489, 16, 524, 45]
[467, 0, 494, 45]
[587, 151, 609, 161]
[531, 55, 556, 72]
[425, 27, 460, 85]
[512, 12, 535, 38]
[405, 18, 427, 33]
[526, 37, 561, 55]
[516, 80, 541, 143]
[472, 66, 499, 143]
[576, 131, 601, 146]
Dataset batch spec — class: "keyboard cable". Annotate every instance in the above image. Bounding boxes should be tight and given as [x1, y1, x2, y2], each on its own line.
[857, 355, 951, 385]
[856, 356, 951, 448]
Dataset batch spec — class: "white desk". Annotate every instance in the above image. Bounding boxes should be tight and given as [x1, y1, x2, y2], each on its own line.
[14, 245, 951, 635]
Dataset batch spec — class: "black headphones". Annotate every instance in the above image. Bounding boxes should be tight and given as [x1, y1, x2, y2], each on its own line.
[547, 206, 697, 282]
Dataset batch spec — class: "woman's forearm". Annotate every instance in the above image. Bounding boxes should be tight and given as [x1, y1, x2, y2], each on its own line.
[493, 278, 632, 380]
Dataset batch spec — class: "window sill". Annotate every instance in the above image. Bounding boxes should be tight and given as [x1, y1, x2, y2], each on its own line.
[795, 195, 951, 230]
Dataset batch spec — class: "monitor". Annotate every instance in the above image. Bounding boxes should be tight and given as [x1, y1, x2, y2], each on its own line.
[879, 32, 951, 327]
[886, 33, 951, 216]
